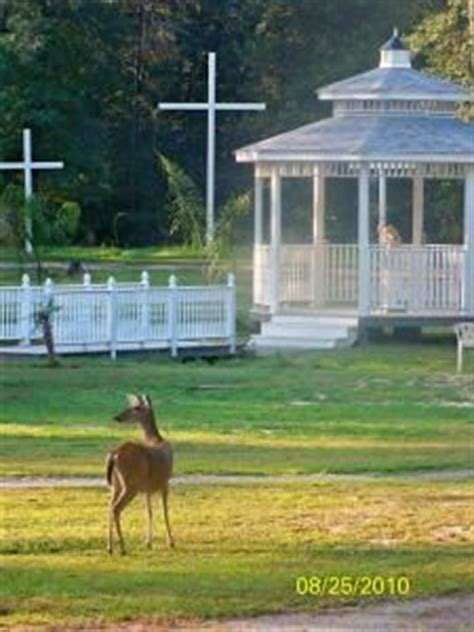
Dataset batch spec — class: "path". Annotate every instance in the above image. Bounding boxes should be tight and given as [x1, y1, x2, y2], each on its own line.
[1, 469, 472, 489]
[3, 594, 473, 631]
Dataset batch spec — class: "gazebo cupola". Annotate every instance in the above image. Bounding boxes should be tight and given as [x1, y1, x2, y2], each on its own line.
[235, 31, 474, 351]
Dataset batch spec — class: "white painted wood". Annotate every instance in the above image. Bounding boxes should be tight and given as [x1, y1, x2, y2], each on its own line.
[254, 242, 464, 315]
[378, 175, 387, 239]
[253, 244, 270, 307]
[454, 323, 474, 372]
[358, 165, 371, 315]
[254, 175, 264, 245]
[412, 176, 424, 245]
[464, 167, 474, 314]
[269, 169, 282, 314]
[227, 273, 236, 354]
[370, 245, 464, 313]
[0, 274, 236, 357]
[206, 52, 216, 245]
[251, 314, 359, 352]
[158, 53, 265, 245]
[0, 129, 64, 253]
[312, 168, 326, 242]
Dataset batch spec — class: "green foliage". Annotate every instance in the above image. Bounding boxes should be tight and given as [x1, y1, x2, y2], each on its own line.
[159, 154, 206, 250]
[0, 183, 81, 281]
[0, 0, 449, 246]
[407, 0, 473, 120]
[205, 190, 251, 281]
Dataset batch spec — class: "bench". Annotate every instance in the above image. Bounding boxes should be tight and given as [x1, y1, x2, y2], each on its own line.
[453, 323, 474, 373]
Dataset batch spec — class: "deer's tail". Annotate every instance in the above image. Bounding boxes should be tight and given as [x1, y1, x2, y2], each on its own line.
[105, 452, 116, 487]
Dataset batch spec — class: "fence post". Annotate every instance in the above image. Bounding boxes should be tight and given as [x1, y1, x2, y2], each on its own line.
[20, 273, 31, 346]
[140, 271, 150, 344]
[227, 273, 236, 354]
[107, 276, 117, 360]
[168, 274, 178, 358]
[82, 273, 92, 348]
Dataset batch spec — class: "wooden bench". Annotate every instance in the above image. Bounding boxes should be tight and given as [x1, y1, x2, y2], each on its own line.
[453, 323, 474, 373]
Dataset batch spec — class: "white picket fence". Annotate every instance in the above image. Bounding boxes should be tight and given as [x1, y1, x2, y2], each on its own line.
[0, 272, 236, 358]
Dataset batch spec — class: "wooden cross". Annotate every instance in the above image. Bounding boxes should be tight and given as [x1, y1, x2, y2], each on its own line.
[159, 52, 265, 245]
[0, 128, 64, 252]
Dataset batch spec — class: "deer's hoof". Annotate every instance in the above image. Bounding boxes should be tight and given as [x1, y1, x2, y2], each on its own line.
[168, 540, 175, 549]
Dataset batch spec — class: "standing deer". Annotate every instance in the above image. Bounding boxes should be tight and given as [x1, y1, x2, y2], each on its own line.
[106, 394, 174, 554]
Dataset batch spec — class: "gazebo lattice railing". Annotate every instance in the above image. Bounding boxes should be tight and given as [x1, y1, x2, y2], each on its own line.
[254, 242, 465, 314]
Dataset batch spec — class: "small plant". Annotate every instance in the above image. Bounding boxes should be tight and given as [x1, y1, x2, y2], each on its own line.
[159, 156, 250, 281]
[159, 155, 206, 251]
[34, 295, 61, 367]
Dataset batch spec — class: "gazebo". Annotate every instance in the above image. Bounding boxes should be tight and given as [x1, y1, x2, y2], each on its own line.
[235, 30, 474, 350]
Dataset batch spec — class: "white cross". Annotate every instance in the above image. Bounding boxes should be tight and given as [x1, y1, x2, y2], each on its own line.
[158, 52, 265, 245]
[0, 128, 64, 252]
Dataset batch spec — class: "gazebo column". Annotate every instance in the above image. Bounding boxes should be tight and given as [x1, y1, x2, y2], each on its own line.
[253, 170, 265, 309]
[312, 166, 326, 306]
[412, 176, 424, 245]
[358, 165, 370, 316]
[254, 172, 264, 246]
[269, 168, 282, 314]
[313, 166, 326, 242]
[378, 174, 387, 240]
[464, 167, 474, 314]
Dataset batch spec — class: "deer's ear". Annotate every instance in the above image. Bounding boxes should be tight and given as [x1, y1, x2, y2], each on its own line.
[140, 394, 152, 408]
[126, 394, 140, 408]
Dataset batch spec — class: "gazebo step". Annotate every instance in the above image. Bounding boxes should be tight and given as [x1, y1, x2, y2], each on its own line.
[261, 322, 355, 340]
[250, 335, 338, 352]
[273, 315, 359, 328]
[250, 314, 359, 353]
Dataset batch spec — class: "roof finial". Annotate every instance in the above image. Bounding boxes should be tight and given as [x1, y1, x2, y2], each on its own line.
[380, 27, 411, 68]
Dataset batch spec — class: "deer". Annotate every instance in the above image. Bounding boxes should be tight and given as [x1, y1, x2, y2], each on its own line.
[106, 394, 174, 555]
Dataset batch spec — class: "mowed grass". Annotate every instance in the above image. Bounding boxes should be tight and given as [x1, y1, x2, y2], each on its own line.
[1, 344, 473, 477]
[1, 480, 473, 626]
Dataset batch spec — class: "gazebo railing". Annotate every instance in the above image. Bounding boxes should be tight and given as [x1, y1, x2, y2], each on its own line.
[370, 245, 465, 313]
[254, 243, 465, 314]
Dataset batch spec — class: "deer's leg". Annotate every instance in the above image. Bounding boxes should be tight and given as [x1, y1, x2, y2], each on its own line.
[146, 493, 153, 549]
[112, 486, 137, 555]
[161, 485, 175, 549]
[107, 483, 121, 554]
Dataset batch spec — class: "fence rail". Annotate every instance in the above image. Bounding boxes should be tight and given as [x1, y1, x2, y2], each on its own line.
[0, 272, 236, 358]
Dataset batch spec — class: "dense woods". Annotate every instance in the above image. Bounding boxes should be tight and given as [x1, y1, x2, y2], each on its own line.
[0, 0, 470, 247]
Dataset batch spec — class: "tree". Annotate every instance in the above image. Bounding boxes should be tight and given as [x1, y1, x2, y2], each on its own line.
[0, 184, 80, 281]
[408, 0, 473, 119]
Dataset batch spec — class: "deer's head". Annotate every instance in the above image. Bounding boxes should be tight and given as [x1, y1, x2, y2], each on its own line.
[114, 394, 153, 423]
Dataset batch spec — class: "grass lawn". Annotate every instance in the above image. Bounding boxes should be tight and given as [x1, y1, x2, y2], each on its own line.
[0, 345, 473, 478]
[1, 479, 473, 626]
[0, 245, 210, 264]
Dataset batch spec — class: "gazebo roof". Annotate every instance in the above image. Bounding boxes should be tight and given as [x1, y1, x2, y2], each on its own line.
[235, 114, 474, 163]
[235, 30, 473, 166]
[317, 67, 470, 102]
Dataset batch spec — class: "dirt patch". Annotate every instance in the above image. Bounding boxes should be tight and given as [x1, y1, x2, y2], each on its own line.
[3, 594, 473, 631]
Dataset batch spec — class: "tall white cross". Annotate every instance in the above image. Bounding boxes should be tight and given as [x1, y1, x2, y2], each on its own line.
[0, 128, 64, 252]
[159, 52, 265, 245]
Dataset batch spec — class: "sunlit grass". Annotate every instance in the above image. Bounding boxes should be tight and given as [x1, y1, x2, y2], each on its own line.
[1, 480, 473, 625]
[1, 347, 473, 477]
